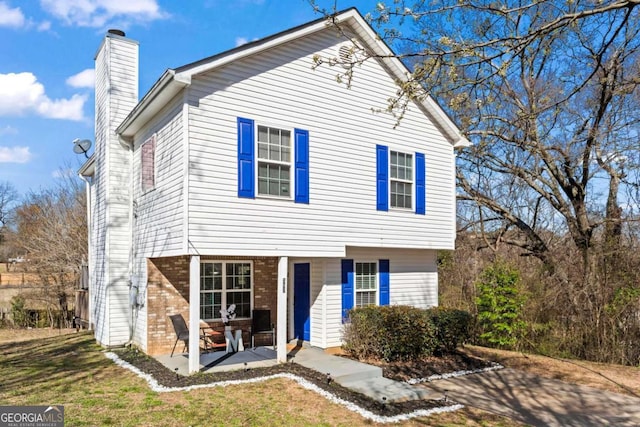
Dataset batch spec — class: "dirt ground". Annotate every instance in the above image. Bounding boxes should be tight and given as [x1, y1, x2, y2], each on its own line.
[463, 345, 640, 398]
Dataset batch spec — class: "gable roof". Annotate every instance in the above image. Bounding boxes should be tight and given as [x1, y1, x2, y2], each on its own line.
[117, 8, 470, 148]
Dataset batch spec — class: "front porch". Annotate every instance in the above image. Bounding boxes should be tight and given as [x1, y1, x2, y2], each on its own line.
[146, 255, 294, 373]
[156, 346, 280, 376]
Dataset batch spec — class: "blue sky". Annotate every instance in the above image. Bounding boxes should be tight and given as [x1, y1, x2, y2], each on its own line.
[0, 0, 382, 196]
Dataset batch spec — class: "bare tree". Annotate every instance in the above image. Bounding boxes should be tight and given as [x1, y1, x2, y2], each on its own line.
[314, 1, 640, 363]
[13, 177, 87, 327]
[0, 181, 18, 247]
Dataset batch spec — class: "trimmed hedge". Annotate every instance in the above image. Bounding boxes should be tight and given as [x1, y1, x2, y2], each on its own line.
[426, 307, 472, 354]
[342, 305, 437, 362]
[343, 305, 472, 362]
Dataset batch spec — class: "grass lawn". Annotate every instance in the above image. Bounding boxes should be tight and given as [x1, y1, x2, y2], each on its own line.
[0, 329, 524, 426]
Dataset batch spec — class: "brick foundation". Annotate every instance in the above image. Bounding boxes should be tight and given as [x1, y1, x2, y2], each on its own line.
[146, 255, 278, 355]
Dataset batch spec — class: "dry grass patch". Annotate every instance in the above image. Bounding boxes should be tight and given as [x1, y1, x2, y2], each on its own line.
[463, 345, 640, 398]
[0, 327, 76, 344]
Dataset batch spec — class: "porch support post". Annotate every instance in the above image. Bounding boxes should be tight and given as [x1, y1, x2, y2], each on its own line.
[188, 255, 200, 374]
[276, 256, 288, 363]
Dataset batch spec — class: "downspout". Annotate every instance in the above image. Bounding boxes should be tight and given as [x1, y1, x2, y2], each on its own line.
[78, 173, 93, 330]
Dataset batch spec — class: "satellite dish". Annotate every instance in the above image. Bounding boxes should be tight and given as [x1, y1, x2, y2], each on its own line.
[73, 138, 92, 158]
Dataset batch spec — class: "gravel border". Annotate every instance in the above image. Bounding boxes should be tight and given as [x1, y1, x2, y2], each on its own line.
[405, 362, 504, 385]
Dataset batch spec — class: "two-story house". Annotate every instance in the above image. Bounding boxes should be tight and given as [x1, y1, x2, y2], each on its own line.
[79, 8, 468, 373]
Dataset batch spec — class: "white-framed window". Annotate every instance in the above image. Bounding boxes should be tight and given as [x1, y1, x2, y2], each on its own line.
[200, 261, 252, 321]
[355, 261, 378, 307]
[390, 150, 413, 209]
[141, 135, 156, 192]
[257, 125, 291, 197]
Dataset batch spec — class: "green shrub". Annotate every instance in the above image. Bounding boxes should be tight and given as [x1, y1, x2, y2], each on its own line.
[475, 260, 526, 349]
[343, 305, 437, 362]
[10, 296, 29, 327]
[427, 307, 472, 353]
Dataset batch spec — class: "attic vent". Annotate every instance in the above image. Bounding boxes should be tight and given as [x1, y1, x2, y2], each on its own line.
[338, 45, 354, 69]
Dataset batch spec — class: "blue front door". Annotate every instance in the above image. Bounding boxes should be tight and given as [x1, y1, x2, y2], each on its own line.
[294, 263, 310, 341]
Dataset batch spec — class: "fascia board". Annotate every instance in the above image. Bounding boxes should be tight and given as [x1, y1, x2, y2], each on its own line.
[117, 71, 189, 139]
[78, 154, 96, 176]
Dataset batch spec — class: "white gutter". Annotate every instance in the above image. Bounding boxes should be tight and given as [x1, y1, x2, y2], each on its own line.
[117, 70, 190, 139]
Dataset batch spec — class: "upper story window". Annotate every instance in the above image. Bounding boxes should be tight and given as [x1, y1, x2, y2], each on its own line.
[376, 144, 425, 214]
[141, 136, 156, 192]
[237, 117, 308, 203]
[257, 126, 291, 197]
[200, 261, 252, 321]
[355, 262, 378, 307]
[390, 151, 413, 209]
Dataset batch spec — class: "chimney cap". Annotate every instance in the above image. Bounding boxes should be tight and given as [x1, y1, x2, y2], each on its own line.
[107, 29, 125, 37]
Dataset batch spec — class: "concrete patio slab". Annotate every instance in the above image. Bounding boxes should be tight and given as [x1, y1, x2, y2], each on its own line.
[340, 376, 442, 403]
[155, 347, 278, 376]
[291, 347, 443, 403]
[423, 367, 640, 427]
[291, 347, 382, 383]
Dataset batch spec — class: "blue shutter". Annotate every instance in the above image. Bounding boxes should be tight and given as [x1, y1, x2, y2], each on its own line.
[379, 259, 390, 305]
[376, 145, 389, 211]
[341, 259, 354, 322]
[294, 128, 309, 204]
[237, 117, 255, 198]
[415, 152, 426, 215]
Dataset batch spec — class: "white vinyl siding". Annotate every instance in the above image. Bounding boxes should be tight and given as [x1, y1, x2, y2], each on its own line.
[186, 27, 455, 257]
[129, 94, 185, 351]
[92, 44, 109, 345]
[309, 260, 324, 347]
[132, 93, 185, 259]
[319, 248, 438, 348]
[92, 34, 139, 346]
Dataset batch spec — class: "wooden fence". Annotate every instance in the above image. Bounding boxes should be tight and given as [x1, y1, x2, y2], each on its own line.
[0, 272, 40, 286]
[74, 290, 89, 328]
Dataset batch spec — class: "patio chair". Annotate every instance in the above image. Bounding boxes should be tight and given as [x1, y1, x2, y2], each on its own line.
[168, 314, 215, 357]
[251, 309, 275, 349]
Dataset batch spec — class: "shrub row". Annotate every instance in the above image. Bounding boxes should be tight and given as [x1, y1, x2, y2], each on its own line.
[342, 305, 472, 362]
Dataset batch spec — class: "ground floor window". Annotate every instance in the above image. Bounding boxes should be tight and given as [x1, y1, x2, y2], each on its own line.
[200, 261, 252, 320]
[355, 261, 377, 307]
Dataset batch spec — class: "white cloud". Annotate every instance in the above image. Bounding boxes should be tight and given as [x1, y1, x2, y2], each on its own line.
[40, 0, 168, 28]
[0, 72, 86, 121]
[0, 146, 31, 163]
[66, 69, 95, 89]
[37, 20, 51, 31]
[0, 2, 25, 28]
